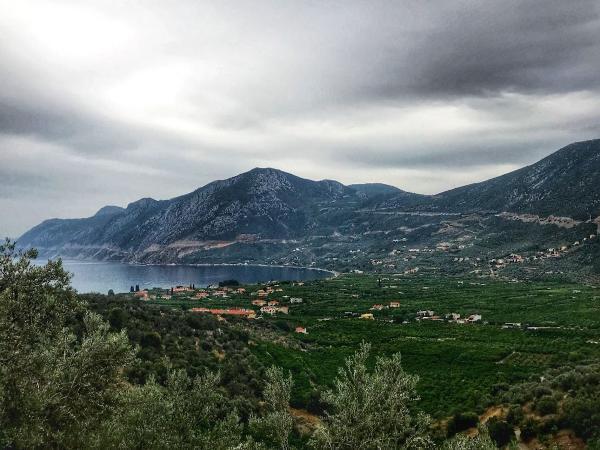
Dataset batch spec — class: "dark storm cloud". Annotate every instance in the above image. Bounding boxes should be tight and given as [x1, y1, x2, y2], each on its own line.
[369, 0, 600, 100]
[1, 0, 600, 237]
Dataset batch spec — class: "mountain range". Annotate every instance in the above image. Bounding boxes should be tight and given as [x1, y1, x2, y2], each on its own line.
[17, 139, 600, 279]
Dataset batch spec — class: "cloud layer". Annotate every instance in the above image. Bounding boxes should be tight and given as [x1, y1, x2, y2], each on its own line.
[1, 0, 600, 236]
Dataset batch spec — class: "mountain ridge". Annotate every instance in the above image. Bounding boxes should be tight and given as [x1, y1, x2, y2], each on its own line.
[16, 139, 600, 277]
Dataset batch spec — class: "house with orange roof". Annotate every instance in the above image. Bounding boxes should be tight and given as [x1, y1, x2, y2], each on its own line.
[191, 307, 255, 319]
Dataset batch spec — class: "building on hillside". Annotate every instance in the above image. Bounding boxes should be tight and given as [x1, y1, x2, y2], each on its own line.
[467, 314, 482, 323]
[260, 305, 289, 315]
[370, 304, 385, 311]
[290, 297, 303, 303]
[213, 290, 229, 298]
[295, 326, 308, 334]
[252, 299, 267, 306]
[268, 300, 279, 306]
[190, 308, 256, 319]
[360, 313, 374, 320]
[389, 301, 400, 308]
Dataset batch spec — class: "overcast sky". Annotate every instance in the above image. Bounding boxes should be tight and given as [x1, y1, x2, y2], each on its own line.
[1, 0, 600, 237]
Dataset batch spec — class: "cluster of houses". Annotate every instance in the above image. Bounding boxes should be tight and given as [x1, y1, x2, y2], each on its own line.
[190, 307, 256, 319]
[356, 302, 483, 325]
[369, 301, 401, 311]
[416, 310, 482, 324]
[251, 286, 284, 298]
[260, 304, 289, 315]
[489, 234, 597, 272]
[182, 283, 304, 320]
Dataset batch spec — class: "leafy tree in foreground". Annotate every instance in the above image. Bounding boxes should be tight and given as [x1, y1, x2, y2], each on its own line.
[95, 369, 248, 449]
[0, 239, 135, 448]
[250, 366, 294, 449]
[310, 342, 432, 450]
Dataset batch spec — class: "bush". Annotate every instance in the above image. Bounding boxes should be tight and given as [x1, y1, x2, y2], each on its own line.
[519, 418, 539, 442]
[533, 386, 552, 398]
[505, 405, 524, 425]
[535, 395, 558, 416]
[487, 418, 514, 448]
[447, 412, 479, 436]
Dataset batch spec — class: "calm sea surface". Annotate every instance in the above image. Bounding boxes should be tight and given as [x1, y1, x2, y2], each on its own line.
[34, 260, 332, 294]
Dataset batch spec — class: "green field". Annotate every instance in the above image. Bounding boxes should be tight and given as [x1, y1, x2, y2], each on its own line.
[154, 274, 600, 419]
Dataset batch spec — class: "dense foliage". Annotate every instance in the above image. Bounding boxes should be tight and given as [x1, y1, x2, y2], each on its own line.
[3, 240, 600, 448]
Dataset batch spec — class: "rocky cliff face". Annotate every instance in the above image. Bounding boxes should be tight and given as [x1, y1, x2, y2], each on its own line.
[18, 167, 397, 260]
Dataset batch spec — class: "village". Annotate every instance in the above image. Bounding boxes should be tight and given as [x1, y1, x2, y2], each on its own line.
[367, 229, 598, 278]
[127, 278, 489, 336]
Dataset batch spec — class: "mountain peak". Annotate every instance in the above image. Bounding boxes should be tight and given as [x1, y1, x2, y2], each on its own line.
[125, 197, 159, 210]
[94, 205, 124, 217]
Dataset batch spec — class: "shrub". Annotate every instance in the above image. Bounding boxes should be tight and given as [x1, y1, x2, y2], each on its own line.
[519, 418, 539, 442]
[447, 412, 479, 436]
[506, 405, 524, 425]
[487, 418, 514, 448]
[535, 395, 558, 416]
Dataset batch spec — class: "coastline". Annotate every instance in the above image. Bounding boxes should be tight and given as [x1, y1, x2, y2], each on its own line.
[55, 258, 337, 277]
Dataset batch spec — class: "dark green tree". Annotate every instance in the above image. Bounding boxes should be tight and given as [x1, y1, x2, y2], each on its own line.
[0, 239, 135, 448]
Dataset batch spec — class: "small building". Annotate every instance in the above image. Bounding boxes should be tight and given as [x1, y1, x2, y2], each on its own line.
[252, 299, 267, 306]
[173, 286, 192, 293]
[467, 314, 482, 323]
[260, 305, 289, 315]
[290, 297, 303, 303]
[190, 308, 256, 319]
[370, 304, 385, 311]
[295, 326, 308, 334]
[389, 301, 400, 308]
[360, 313, 374, 320]
[213, 290, 229, 298]
[268, 300, 280, 306]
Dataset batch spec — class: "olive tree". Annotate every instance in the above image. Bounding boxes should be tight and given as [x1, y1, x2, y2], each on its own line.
[96, 369, 247, 449]
[310, 342, 432, 450]
[0, 240, 135, 448]
[249, 366, 294, 449]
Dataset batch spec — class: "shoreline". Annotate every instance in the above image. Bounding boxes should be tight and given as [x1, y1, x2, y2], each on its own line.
[56, 259, 337, 277]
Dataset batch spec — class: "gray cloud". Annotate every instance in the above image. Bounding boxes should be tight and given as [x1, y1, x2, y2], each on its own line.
[1, 0, 600, 237]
